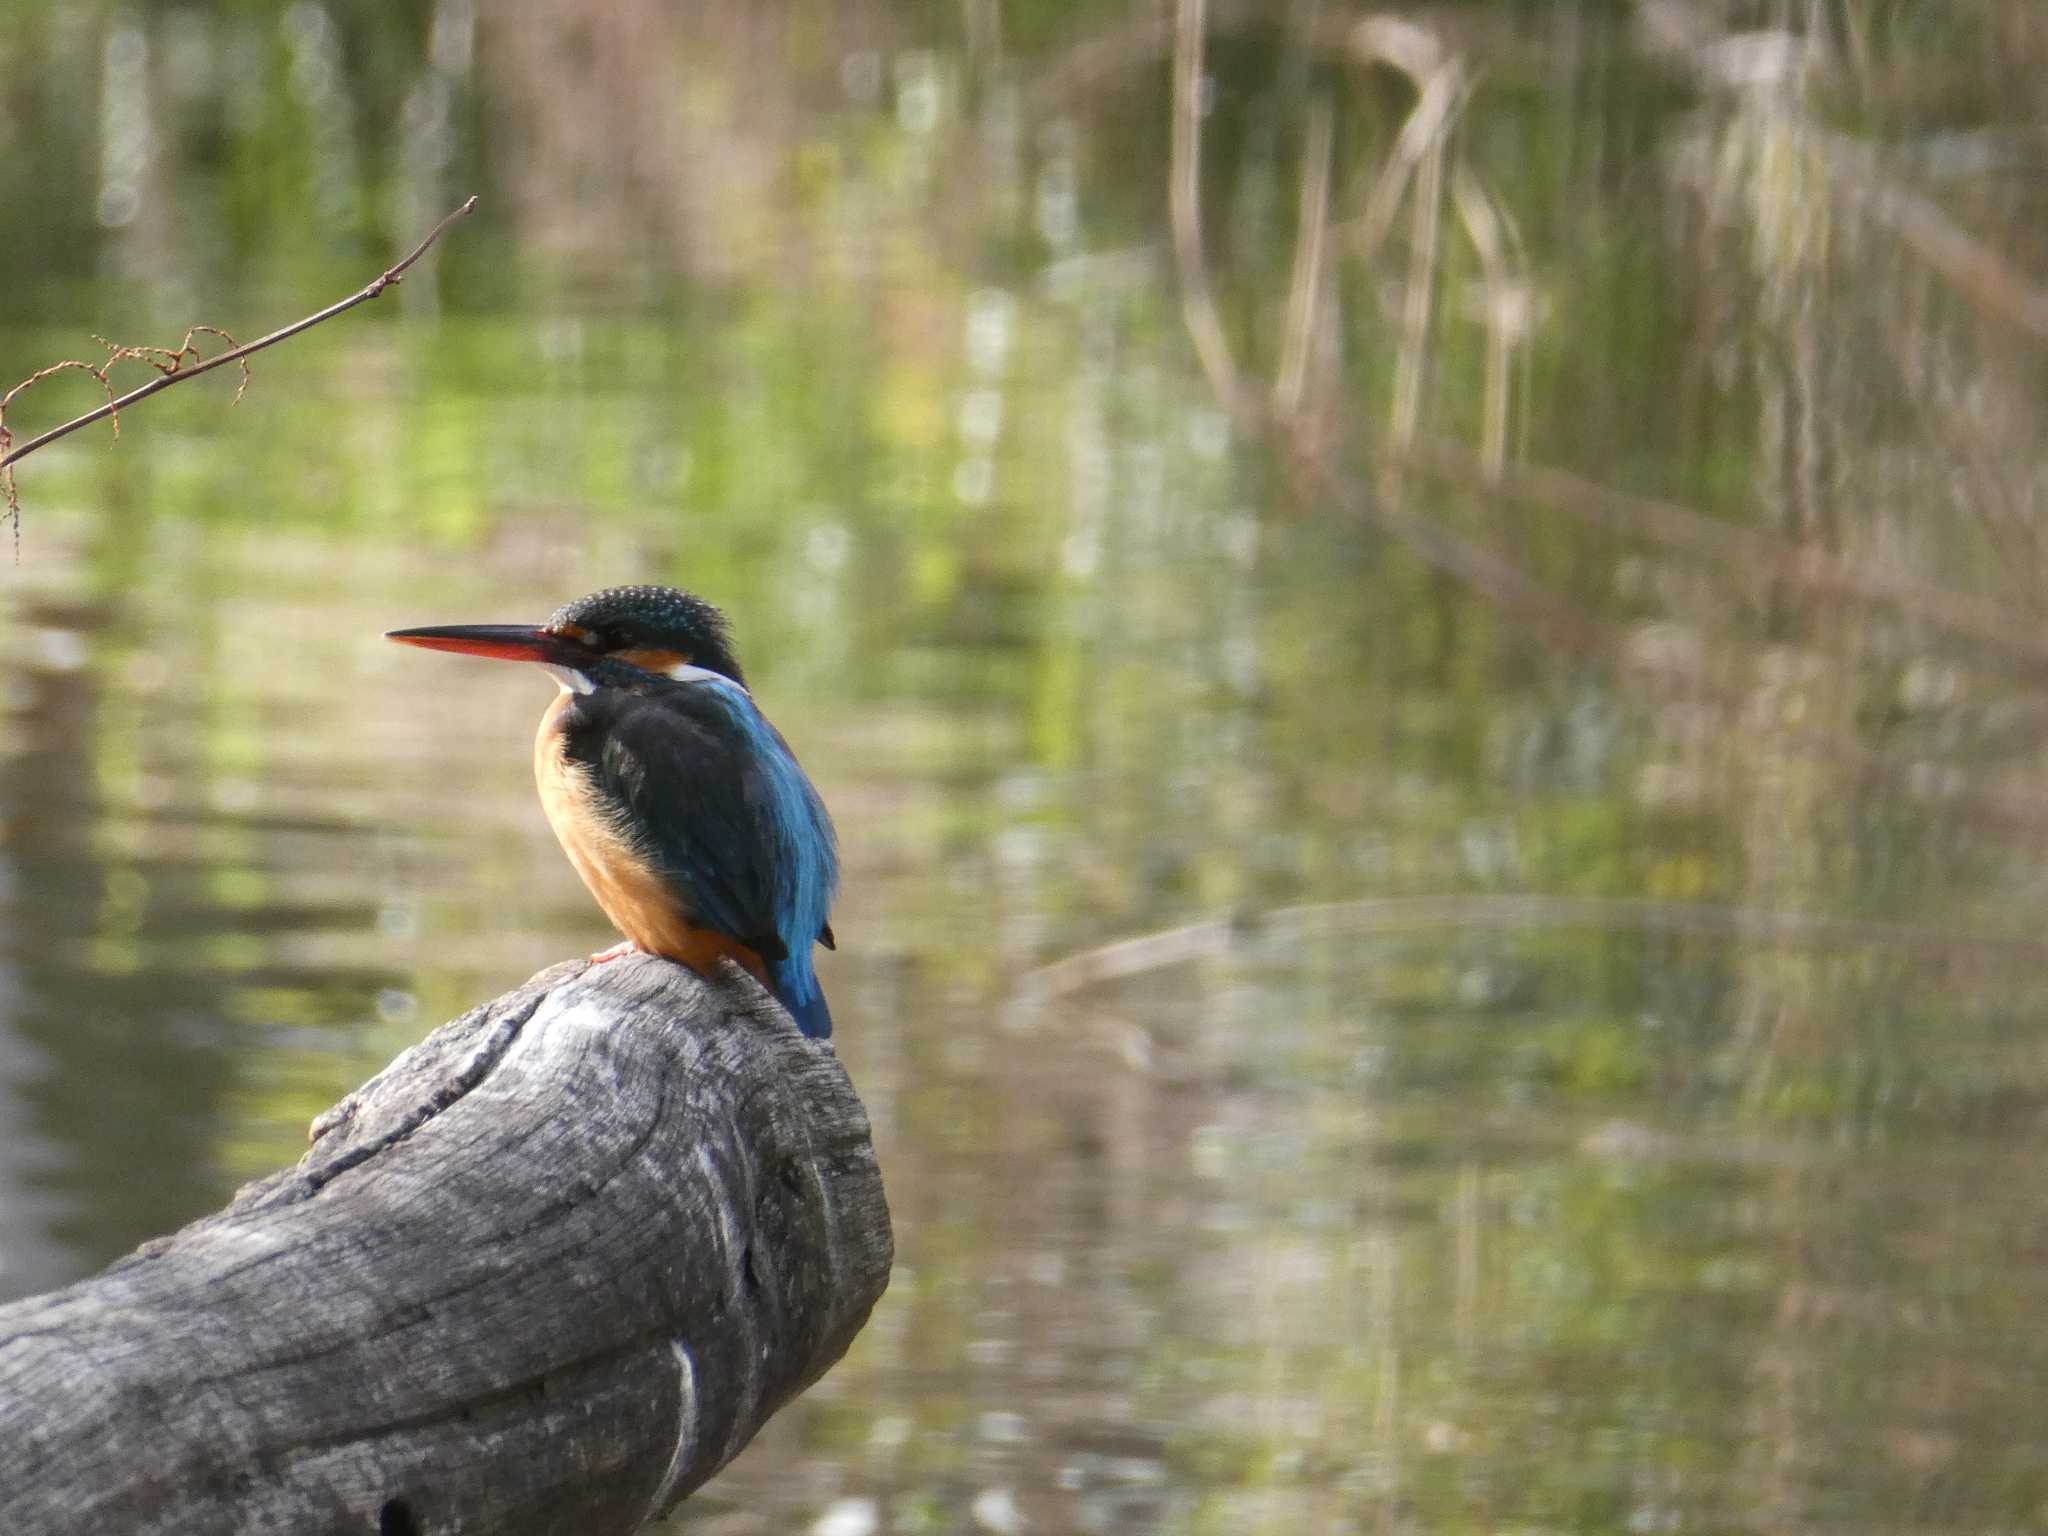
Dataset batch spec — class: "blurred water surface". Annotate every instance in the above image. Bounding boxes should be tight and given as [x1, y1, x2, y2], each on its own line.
[4, 3, 2048, 1531]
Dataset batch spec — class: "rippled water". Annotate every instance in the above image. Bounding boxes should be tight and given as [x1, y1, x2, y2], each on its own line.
[4, 4, 2048, 1531]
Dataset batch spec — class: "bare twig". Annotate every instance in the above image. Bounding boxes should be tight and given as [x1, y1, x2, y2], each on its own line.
[1, 362, 117, 441]
[95, 327, 253, 404]
[1170, 0, 1264, 433]
[1450, 165, 1520, 480]
[1310, 440, 1611, 653]
[1025, 14, 1172, 114]
[1274, 96, 1335, 418]
[0, 195, 479, 544]
[1345, 38, 1464, 268]
[1824, 136, 2048, 342]
[1389, 72, 1448, 457]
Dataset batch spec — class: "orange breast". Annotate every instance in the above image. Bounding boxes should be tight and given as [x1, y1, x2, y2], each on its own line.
[534, 694, 769, 985]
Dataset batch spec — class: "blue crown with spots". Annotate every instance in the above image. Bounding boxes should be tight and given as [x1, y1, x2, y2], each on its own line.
[551, 586, 743, 683]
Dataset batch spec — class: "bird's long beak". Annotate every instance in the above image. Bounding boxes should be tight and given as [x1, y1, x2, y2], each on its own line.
[385, 623, 594, 667]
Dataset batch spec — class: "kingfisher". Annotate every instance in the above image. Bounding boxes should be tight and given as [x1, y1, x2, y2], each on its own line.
[386, 585, 839, 1039]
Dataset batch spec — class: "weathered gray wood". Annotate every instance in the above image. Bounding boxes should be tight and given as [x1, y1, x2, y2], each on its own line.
[0, 954, 893, 1535]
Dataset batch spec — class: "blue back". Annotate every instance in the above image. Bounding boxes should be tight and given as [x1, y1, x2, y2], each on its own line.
[569, 668, 840, 1038]
[697, 678, 838, 1037]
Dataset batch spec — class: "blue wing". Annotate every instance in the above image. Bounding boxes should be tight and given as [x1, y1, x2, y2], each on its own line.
[569, 678, 839, 1036]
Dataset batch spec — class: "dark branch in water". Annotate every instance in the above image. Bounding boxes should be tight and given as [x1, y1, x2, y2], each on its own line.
[0, 194, 479, 552]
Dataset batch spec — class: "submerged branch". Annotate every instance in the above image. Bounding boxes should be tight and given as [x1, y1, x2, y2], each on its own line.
[1825, 136, 2048, 343]
[1411, 439, 2048, 672]
[1274, 96, 1334, 418]
[1022, 894, 2048, 1002]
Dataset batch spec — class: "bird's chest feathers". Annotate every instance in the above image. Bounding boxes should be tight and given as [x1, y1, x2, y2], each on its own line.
[534, 694, 719, 964]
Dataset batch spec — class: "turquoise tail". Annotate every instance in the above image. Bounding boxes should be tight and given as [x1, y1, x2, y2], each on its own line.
[771, 961, 833, 1039]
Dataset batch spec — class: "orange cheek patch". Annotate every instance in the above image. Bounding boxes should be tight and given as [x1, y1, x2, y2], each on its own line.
[617, 647, 689, 676]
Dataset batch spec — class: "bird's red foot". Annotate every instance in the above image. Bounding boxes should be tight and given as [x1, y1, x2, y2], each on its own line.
[588, 940, 641, 965]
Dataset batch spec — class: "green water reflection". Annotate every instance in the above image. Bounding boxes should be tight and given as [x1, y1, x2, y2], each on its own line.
[3, 3, 2048, 1531]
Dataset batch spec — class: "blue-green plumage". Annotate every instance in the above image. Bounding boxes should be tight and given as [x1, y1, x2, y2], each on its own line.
[558, 665, 839, 1037]
[387, 585, 841, 1039]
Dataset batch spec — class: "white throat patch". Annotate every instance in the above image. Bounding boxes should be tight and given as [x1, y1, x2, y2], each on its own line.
[666, 662, 749, 694]
[545, 664, 596, 694]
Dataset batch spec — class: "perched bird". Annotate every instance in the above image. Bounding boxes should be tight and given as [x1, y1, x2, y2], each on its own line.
[387, 585, 839, 1038]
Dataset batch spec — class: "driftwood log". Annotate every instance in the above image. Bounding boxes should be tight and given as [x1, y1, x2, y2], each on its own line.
[0, 954, 893, 1535]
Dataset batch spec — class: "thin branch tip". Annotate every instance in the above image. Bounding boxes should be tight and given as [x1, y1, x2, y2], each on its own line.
[0, 195, 482, 535]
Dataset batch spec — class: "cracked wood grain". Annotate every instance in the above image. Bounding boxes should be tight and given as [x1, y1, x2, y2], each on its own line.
[0, 954, 893, 1535]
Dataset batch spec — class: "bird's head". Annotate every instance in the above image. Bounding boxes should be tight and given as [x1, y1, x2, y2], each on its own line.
[387, 584, 746, 691]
